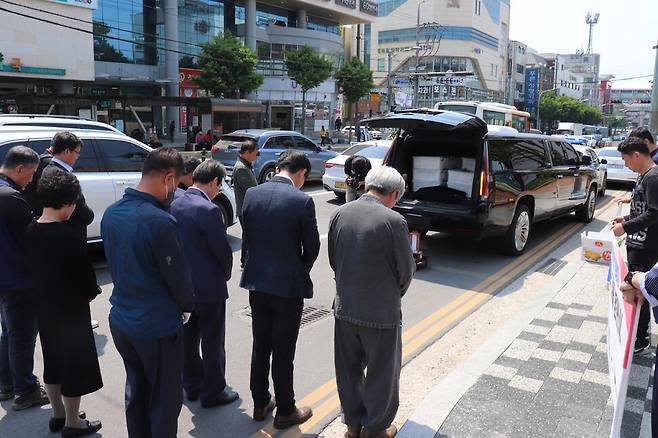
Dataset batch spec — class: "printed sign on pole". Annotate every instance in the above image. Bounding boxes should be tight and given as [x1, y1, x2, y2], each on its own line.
[607, 235, 640, 438]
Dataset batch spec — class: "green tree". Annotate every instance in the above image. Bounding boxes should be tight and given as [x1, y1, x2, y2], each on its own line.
[335, 57, 374, 142]
[538, 93, 603, 130]
[284, 46, 333, 134]
[193, 32, 263, 99]
[608, 116, 628, 134]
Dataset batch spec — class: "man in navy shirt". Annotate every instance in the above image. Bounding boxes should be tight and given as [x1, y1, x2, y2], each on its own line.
[101, 147, 194, 438]
[630, 128, 658, 164]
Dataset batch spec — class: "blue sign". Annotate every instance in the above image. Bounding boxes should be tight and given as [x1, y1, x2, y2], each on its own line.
[524, 67, 540, 116]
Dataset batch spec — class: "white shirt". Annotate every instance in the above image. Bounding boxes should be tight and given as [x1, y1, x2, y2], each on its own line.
[51, 157, 73, 173]
[188, 186, 211, 202]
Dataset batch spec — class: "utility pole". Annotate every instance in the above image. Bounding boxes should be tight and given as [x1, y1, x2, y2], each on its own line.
[650, 40, 658, 138]
[413, 0, 425, 108]
[387, 50, 394, 112]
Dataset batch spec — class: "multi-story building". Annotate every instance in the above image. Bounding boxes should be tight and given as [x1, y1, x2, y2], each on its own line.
[540, 52, 600, 106]
[610, 87, 653, 128]
[1, 0, 376, 136]
[366, 0, 510, 108]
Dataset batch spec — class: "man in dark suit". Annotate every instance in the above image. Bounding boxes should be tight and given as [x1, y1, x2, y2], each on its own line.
[169, 160, 239, 408]
[24, 131, 94, 240]
[240, 150, 320, 428]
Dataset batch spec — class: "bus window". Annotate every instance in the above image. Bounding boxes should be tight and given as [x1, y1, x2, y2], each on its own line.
[483, 110, 505, 126]
[512, 115, 527, 132]
[437, 104, 477, 114]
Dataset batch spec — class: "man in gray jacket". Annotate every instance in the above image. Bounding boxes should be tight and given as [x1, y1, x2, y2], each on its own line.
[328, 166, 415, 438]
[233, 139, 259, 268]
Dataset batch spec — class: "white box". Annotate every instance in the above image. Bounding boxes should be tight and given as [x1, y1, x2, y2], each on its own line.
[413, 177, 443, 191]
[413, 156, 461, 170]
[462, 157, 476, 172]
[580, 231, 613, 264]
[446, 170, 474, 195]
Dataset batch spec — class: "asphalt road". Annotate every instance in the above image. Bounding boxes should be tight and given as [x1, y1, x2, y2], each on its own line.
[0, 182, 629, 438]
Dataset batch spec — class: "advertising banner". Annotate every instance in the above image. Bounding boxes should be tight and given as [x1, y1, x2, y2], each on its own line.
[607, 236, 640, 438]
[524, 67, 540, 118]
[43, 0, 98, 9]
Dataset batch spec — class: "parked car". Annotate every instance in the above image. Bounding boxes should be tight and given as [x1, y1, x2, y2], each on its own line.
[0, 129, 237, 242]
[0, 114, 124, 134]
[596, 147, 638, 184]
[322, 140, 392, 198]
[573, 145, 607, 196]
[210, 129, 339, 183]
[364, 110, 599, 255]
[340, 125, 383, 140]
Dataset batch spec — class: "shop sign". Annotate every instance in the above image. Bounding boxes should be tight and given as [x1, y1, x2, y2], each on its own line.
[435, 76, 465, 86]
[335, 0, 356, 9]
[91, 88, 108, 96]
[43, 0, 97, 9]
[360, 0, 378, 15]
[179, 68, 203, 88]
[0, 61, 65, 76]
[98, 100, 112, 109]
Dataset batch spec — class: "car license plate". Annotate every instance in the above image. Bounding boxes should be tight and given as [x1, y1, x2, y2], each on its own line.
[335, 181, 347, 189]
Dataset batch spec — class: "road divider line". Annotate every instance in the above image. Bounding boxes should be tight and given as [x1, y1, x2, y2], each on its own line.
[248, 192, 621, 438]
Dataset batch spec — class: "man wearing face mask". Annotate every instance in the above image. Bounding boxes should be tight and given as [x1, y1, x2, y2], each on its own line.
[240, 150, 320, 428]
[169, 160, 238, 408]
[101, 147, 194, 438]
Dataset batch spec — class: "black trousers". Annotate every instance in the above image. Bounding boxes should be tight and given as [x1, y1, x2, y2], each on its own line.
[627, 248, 658, 343]
[249, 291, 303, 416]
[110, 321, 183, 438]
[183, 300, 227, 403]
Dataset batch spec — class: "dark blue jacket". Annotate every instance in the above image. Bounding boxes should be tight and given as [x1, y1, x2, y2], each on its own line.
[0, 175, 33, 292]
[101, 188, 194, 340]
[239, 176, 320, 298]
[169, 188, 233, 303]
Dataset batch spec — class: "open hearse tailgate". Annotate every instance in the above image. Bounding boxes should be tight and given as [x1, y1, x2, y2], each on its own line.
[363, 110, 488, 138]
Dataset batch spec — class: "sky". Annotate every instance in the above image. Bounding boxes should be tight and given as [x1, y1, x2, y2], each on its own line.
[509, 0, 657, 89]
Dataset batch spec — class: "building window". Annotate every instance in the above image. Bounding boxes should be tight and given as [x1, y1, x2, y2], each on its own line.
[377, 58, 385, 72]
[516, 83, 523, 92]
[516, 64, 524, 74]
[307, 15, 340, 35]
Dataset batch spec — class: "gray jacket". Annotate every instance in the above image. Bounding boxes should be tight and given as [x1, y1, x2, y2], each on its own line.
[328, 194, 415, 329]
[233, 157, 258, 215]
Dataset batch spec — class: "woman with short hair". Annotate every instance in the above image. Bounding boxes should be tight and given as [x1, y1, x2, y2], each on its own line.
[25, 167, 103, 437]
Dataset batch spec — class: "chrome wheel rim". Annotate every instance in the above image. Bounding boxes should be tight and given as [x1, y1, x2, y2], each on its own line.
[515, 211, 530, 252]
[264, 169, 276, 182]
[587, 190, 596, 218]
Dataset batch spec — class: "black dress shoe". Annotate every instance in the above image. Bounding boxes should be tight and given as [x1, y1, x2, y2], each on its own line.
[61, 419, 102, 437]
[201, 389, 239, 408]
[253, 399, 275, 421]
[185, 390, 199, 402]
[49, 412, 87, 433]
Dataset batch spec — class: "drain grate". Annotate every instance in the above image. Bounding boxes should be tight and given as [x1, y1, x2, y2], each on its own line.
[238, 305, 331, 329]
[537, 258, 567, 276]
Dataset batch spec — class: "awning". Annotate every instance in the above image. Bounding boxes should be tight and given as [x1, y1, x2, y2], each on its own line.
[210, 98, 265, 113]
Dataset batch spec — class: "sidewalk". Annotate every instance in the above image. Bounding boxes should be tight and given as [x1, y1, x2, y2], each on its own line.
[398, 244, 656, 438]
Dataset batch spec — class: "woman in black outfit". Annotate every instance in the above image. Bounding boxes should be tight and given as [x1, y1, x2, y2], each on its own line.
[25, 167, 102, 437]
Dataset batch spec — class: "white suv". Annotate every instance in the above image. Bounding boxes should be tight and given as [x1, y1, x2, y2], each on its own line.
[0, 129, 237, 242]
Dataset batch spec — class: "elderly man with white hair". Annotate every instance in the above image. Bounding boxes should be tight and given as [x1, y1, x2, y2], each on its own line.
[328, 165, 416, 438]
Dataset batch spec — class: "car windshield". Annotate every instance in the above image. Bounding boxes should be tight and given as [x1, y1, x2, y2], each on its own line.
[357, 146, 389, 160]
[597, 149, 620, 158]
[215, 135, 256, 149]
[343, 143, 372, 155]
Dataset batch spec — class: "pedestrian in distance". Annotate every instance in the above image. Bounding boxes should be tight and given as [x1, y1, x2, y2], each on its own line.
[328, 166, 415, 438]
[25, 168, 103, 437]
[101, 147, 195, 438]
[169, 160, 239, 408]
[611, 136, 658, 354]
[174, 155, 202, 200]
[240, 150, 320, 428]
[169, 120, 176, 143]
[0, 146, 49, 411]
[23, 131, 94, 241]
[320, 125, 331, 146]
[335, 116, 343, 132]
[232, 139, 259, 269]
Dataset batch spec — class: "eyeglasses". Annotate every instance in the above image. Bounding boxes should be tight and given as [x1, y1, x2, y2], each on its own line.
[72, 149, 82, 155]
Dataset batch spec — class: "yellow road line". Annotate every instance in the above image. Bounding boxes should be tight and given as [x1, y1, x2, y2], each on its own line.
[249, 191, 621, 437]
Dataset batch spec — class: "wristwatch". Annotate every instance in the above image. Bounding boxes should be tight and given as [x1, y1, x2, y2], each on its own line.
[624, 271, 640, 286]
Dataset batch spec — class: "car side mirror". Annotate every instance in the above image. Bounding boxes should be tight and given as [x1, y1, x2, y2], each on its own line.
[600, 159, 607, 165]
[581, 156, 592, 166]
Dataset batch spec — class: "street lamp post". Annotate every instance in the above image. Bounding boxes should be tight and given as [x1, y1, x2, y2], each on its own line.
[536, 87, 559, 133]
[650, 41, 658, 138]
[413, 0, 426, 108]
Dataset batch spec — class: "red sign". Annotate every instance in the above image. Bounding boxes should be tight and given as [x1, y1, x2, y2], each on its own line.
[179, 68, 203, 88]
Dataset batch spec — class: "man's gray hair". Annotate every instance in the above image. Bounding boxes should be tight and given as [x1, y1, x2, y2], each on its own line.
[365, 166, 406, 201]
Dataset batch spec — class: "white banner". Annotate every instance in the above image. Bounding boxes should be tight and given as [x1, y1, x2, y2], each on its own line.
[43, 0, 98, 10]
[607, 233, 640, 438]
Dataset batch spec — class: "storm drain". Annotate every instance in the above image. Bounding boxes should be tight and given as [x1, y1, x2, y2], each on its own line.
[537, 258, 568, 276]
[238, 305, 331, 329]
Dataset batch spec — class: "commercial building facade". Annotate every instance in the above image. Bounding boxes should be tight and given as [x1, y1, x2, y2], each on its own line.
[366, 0, 510, 108]
[1, 0, 375, 137]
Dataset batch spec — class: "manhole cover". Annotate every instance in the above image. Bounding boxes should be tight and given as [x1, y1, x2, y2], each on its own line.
[537, 258, 567, 276]
[238, 305, 331, 329]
